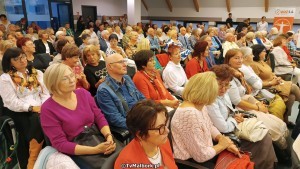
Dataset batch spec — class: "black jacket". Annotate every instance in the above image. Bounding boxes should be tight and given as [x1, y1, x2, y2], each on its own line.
[34, 39, 55, 55]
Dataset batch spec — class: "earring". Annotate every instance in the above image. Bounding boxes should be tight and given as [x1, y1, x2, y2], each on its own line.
[11, 66, 16, 71]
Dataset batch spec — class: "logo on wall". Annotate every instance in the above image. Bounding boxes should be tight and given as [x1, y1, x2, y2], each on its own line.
[273, 8, 296, 33]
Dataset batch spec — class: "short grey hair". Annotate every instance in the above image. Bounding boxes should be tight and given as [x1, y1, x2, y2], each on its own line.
[240, 47, 253, 58]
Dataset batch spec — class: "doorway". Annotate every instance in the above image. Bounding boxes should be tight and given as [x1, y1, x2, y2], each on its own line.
[50, 2, 73, 31]
[81, 5, 97, 25]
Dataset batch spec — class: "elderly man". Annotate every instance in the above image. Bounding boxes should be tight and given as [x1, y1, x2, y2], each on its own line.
[222, 33, 239, 58]
[96, 53, 145, 129]
[146, 28, 161, 54]
[178, 27, 193, 51]
[99, 30, 110, 52]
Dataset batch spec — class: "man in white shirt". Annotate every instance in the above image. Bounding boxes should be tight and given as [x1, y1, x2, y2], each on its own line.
[257, 16, 268, 32]
[222, 33, 239, 58]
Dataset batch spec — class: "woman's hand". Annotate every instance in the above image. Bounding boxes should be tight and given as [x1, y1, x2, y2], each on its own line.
[104, 141, 116, 155]
[169, 100, 180, 108]
[32, 106, 41, 113]
[218, 136, 232, 149]
[257, 102, 268, 113]
[227, 144, 242, 158]
[93, 141, 112, 154]
[234, 113, 244, 123]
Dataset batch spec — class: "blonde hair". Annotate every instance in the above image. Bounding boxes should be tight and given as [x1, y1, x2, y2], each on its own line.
[0, 40, 15, 53]
[137, 38, 150, 51]
[245, 32, 255, 41]
[79, 29, 91, 37]
[82, 45, 100, 62]
[43, 63, 72, 95]
[182, 72, 218, 105]
[38, 30, 47, 38]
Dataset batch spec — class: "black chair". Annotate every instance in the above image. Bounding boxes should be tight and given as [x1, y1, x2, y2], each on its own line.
[168, 109, 210, 169]
[93, 96, 131, 145]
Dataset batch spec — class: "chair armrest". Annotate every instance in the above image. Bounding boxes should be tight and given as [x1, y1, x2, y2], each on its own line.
[175, 159, 210, 169]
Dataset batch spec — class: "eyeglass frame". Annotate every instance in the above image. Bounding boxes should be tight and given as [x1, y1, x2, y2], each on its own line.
[147, 120, 169, 135]
[12, 54, 27, 62]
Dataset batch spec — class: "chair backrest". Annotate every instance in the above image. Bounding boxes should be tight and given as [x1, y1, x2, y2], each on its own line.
[267, 53, 275, 72]
[156, 53, 170, 67]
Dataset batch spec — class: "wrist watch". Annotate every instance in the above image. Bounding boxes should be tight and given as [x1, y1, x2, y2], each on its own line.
[28, 106, 33, 112]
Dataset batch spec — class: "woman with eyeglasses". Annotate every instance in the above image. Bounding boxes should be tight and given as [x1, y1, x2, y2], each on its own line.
[250, 44, 300, 126]
[207, 64, 277, 169]
[41, 63, 116, 168]
[114, 99, 178, 169]
[171, 72, 240, 167]
[0, 47, 50, 168]
[83, 45, 107, 96]
[225, 48, 289, 149]
[133, 50, 179, 109]
[185, 41, 210, 79]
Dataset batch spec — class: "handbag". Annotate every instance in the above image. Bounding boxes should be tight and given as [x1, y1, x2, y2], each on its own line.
[234, 118, 269, 143]
[71, 124, 123, 169]
[269, 81, 292, 102]
[214, 150, 254, 169]
[268, 94, 286, 120]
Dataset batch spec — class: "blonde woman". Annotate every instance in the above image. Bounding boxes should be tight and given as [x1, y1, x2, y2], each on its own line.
[171, 72, 240, 167]
[0, 40, 15, 74]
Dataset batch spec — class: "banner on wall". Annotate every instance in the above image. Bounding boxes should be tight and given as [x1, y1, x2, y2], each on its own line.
[273, 8, 296, 33]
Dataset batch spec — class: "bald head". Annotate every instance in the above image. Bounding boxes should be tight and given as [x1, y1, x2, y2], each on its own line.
[106, 53, 127, 78]
[147, 28, 154, 36]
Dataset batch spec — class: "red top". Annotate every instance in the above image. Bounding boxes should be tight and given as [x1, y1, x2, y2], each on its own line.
[114, 139, 178, 169]
[282, 46, 293, 62]
[185, 57, 209, 79]
[133, 71, 174, 102]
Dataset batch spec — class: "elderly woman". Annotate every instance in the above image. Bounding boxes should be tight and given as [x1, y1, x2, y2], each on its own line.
[41, 63, 116, 168]
[165, 29, 192, 61]
[106, 34, 127, 57]
[267, 27, 279, 41]
[250, 44, 300, 125]
[0, 47, 49, 168]
[17, 37, 51, 71]
[34, 30, 55, 55]
[51, 39, 69, 64]
[245, 32, 255, 47]
[171, 72, 240, 167]
[238, 47, 263, 95]
[137, 38, 162, 71]
[61, 43, 90, 90]
[133, 50, 179, 109]
[162, 44, 188, 96]
[225, 48, 289, 148]
[236, 32, 246, 48]
[185, 41, 209, 79]
[115, 100, 178, 169]
[207, 64, 277, 169]
[0, 40, 15, 74]
[188, 28, 200, 49]
[83, 45, 107, 96]
[271, 35, 300, 85]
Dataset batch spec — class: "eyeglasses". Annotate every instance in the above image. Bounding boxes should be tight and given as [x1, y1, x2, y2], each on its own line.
[109, 59, 128, 65]
[12, 54, 26, 62]
[219, 82, 231, 89]
[148, 120, 169, 135]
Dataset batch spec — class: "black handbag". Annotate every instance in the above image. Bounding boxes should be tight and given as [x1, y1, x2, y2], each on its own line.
[71, 124, 123, 169]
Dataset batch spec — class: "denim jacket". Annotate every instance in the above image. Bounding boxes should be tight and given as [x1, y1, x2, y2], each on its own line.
[96, 75, 145, 129]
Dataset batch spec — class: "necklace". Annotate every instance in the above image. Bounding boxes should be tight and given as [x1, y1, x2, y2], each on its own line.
[147, 147, 160, 160]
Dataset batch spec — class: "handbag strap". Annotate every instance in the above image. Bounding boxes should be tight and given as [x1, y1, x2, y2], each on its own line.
[105, 81, 129, 112]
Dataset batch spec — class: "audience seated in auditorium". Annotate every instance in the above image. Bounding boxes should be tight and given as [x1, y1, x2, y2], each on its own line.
[96, 53, 145, 129]
[224, 48, 289, 147]
[99, 30, 110, 52]
[171, 72, 240, 168]
[51, 39, 68, 65]
[207, 64, 277, 169]
[133, 50, 179, 109]
[17, 37, 51, 72]
[199, 35, 217, 68]
[41, 63, 116, 168]
[185, 41, 209, 79]
[115, 100, 178, 169]
[61, 43, 90, 90]
[34, 30, 55, 55]
[146, 28, 161, 54]
[250, 44, 300, 125]
[83, 45, 107, 96]
[0, 47, 49, 168]
[106, 34, 127, 57]
[162, 44, 188, 97]
[222, 33, 239, 58]
[178, 27, 193, 52]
